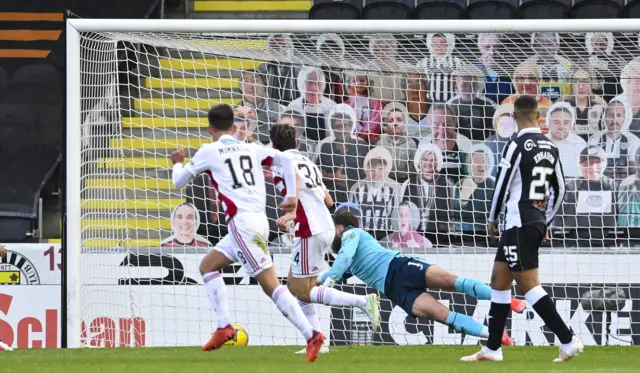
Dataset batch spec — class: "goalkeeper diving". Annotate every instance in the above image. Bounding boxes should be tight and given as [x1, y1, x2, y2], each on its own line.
[319, 206, 526, 344]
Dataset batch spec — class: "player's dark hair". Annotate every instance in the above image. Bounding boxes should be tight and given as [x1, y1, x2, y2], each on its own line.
[270, 124, 297, 152]
[333, 210, 360, 229]
[208, 103, 235, 131]
[514, 95, 539, 113]
[279, 110, 304, 128]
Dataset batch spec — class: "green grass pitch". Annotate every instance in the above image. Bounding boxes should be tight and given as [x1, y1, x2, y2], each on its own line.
[3, 346, 637, 373]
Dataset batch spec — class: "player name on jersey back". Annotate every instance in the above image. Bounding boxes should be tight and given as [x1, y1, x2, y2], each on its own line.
[198, 138, 272, 221]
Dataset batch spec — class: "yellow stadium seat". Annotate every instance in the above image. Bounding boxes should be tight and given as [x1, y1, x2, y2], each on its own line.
[159, 58, 263, 70]
[81, 199, 183, 210]
[82, 218, 171, 230]
[134, 97, 239, 110]
[123, 117, 209, 129]
[86, 178, 174, 190]
[194, 1, 311, 12]
[97, 158, 190, 169]
[146, 77, 238, 89]
[111, 137, 209, 150]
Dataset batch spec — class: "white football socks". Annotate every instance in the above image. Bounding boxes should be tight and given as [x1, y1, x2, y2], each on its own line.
[298, 300, 322, 331]
[272, 285, 315, 340]
[310, 286, 368, 309]
[202, 272, 229, 328]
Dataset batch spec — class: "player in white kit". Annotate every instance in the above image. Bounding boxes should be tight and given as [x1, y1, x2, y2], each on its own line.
[269, 125, 381, 354]
[170, 104, 325, 362]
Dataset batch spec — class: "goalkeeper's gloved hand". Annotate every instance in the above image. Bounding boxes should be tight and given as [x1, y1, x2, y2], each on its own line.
[322, 276, 336, 288]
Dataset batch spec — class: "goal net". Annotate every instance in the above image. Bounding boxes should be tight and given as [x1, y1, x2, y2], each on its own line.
[68, 19, 640, 348]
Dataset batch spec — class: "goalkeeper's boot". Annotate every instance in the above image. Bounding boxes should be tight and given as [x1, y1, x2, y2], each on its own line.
[460, 347, 503, 362]
[553, 337, 584, 362]
[510, 298, 527, 314]
[202, 324, 236, 351]
[363, 294, 382, 332]
[0, 340, 13, 351]
[296, 345, 329, 354]
[306, 330, 326, 362]
[502, 331, 514, 346]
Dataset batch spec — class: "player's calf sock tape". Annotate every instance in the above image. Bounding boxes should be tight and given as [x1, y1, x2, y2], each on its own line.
[455, 277, 492, 300]
[526, 285, 573, 344]
[272, 285, 314, 340]
[445, 312, 488, 338]
[202, 271, 230, 328]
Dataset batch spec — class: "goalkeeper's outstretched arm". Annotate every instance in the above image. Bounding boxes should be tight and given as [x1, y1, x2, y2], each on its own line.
[320, 229, 359, 283]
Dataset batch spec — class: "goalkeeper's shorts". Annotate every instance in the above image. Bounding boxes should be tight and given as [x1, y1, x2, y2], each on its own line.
[384, 256, 432, 316]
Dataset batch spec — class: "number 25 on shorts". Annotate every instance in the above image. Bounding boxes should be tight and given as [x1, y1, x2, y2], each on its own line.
[503, 246, 518, 267]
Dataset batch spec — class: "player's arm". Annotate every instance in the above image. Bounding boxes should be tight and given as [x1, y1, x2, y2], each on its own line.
[324, 188, 336, 213]
[256, 146, 298, 212]
[545, 158, 566, 227]
[488, 141, 520, 225]
[171, 147, 210, 189]
[256, 146, 297, 199]
[320, 229, 360, 283]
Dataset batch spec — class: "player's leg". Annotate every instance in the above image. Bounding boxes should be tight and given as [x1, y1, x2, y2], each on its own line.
[410, 292, 489, 339]
[290, 233, 381, 331]
[231, 218, 325, 362]
[254, 266, 325, 362]
[200, 235, 239, 351]
[513, 268, 583, 362]
[424, 264, 526, 313]
[287, 269, 330, 354]
[460, 261, 512, 362]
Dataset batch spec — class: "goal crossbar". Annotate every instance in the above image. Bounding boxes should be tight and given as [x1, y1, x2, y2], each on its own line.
[67, 18, 640, 34]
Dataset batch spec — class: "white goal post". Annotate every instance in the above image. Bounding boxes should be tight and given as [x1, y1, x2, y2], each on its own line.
[66, 19, 640, 349]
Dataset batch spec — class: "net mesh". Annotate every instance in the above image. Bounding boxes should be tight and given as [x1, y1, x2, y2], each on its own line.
[77, 31, 640, 347]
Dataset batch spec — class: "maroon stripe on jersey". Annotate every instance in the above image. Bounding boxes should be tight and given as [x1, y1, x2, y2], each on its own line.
[273, 176, 312, 238]
[300, 238, 306, 275]
[229, 220, 260, 271]
[295, 201, 312, 238]
[261, 156, 274, 168]
[206, 170, 238, 221]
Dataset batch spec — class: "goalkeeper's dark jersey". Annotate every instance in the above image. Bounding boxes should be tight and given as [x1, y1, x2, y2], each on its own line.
[488, 127, 566, 230]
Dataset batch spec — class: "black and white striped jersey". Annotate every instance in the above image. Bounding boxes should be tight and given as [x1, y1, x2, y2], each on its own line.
[488, 127, 566, 230]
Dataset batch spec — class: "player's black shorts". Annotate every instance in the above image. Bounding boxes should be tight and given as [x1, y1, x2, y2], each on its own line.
[495, 221, 546, 271]
[383, 256, 431, 316]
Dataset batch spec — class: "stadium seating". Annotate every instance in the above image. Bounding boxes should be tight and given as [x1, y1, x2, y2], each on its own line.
[569, 0, 623, 18]
[309, 0, 361, 19]
[517, 0, 569, 19]
[361, 0, 413, 19]
[464, 0, 517, 18]
[623, 0, 640, 17]
[413, 0, 465, 19]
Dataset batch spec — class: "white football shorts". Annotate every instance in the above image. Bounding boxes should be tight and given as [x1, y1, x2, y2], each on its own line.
[290, 228, 335, 278]
[214, 212, 272, 277]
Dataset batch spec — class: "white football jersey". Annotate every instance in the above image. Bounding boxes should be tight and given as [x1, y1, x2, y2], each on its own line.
[273, 149, 334, 238]
[182, 135, 285, 221]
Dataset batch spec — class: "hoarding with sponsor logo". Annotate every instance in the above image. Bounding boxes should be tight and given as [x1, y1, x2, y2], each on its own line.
[1, 244, 639, 348]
